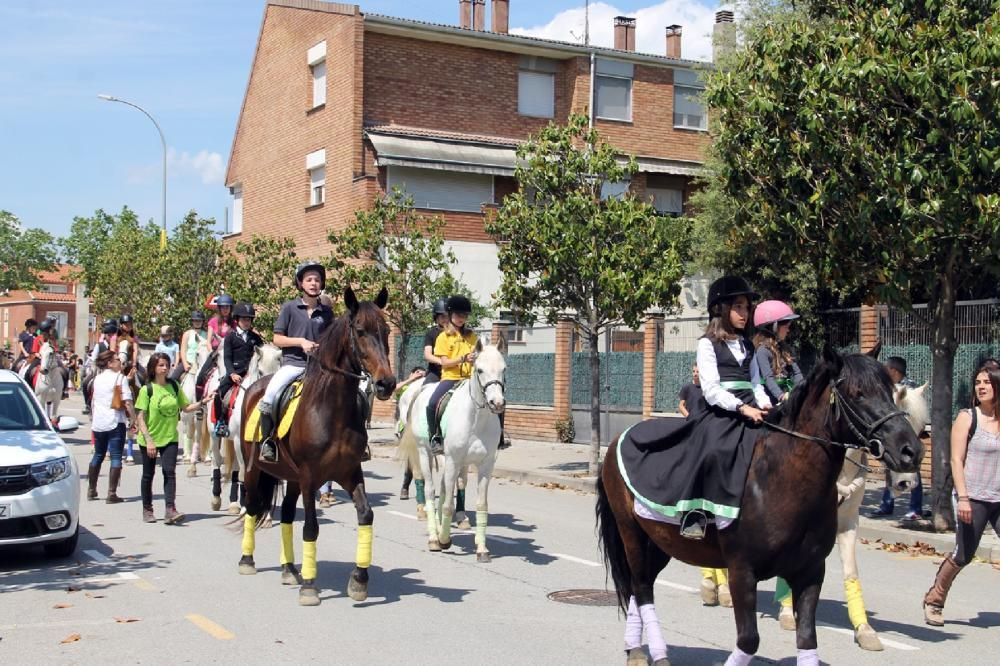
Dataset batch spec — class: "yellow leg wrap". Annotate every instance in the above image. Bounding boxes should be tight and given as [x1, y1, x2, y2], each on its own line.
[781, 594, 794, 609]
[845, 576, 868, 628]
[302, 540, 317, 581]
[280, 523, 294, 565]
[241, 514, 256, 556]
[714, 568, 728, 586]
[356, 525, 373, 568]
[701, 567, 715, 580]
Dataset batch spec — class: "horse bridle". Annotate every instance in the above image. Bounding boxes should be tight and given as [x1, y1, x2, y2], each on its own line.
[311, 314, 380, 382]
[469, 365, 505, 410]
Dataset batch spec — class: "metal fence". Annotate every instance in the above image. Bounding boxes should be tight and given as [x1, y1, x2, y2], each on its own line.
[654, 351, 698, 412]
[571, 352, 644, 410]
[505, 353, 556, 406]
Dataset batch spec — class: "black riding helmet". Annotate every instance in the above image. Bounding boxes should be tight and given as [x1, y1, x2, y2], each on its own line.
[38, 319, 54, 333]
[190, 310, 206, 321]
[120, 313, 134, 325]
[707, 276, 759, 313]
[101, 320, 119, 335]
[233, 303, 256, 319]
[446, 295, 472, 315]
[295, 261, 326, 291]
[432, 298, 448, 316]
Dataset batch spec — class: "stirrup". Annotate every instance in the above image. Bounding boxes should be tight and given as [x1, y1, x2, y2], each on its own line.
[260, 439, 278, 463]
[430, 434, 444, 455]
[680, 510, 709, 540]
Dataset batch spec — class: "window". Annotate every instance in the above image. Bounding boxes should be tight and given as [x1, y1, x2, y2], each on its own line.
[230, 185, 243, 233]
[386, 166, 493, 213]
[40, 283, 68, 294]
[673, 68, 707, 131]
[306, 149, 326, 207]
[518, 56, 557, 118]
[595, 58, 633, 122]
[600, 179, 630, 200]
[499, 311, 530, 343]
[0, 383, 48, 431]
[647, 187, 684, 216]
[45, 311, 68, 339]
[307, 41, 327, 109]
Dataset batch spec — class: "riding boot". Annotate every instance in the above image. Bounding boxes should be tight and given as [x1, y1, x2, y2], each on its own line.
[214, 395, 229, 437]
[259, 410, 278, 462]
[211, 468, 222, 497]
[105, 467, 124, 504]
[87, 464, 100, 501]
[923, 555, 962, 626]
[230, 470, 240, 503]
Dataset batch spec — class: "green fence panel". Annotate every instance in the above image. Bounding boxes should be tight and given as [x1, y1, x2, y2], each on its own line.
[882, 344, 1000, 417]
[571, 352, 644, 409]
[505, 353, 556, 406]
[654, 351, 698, 412]
[396, 333, 427, 374]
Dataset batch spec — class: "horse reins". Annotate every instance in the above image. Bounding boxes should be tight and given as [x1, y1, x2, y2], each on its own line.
[470, 370, 505, 409]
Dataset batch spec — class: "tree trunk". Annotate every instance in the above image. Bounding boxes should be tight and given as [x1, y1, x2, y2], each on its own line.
[929, 270, 958, 532]
[589, 319, 602, 476]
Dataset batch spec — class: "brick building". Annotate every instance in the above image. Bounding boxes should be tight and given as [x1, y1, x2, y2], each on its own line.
[0, 266, 94, 359]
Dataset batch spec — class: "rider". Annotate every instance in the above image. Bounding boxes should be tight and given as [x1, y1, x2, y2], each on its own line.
[750, 300, 804, 405]
[426, 295, 477, 455]
[423, 298, 449, 384]
[118, 314, 140, 372]
[208, 294, 235, 351]
[214, 303, 264, 437]
[170, 311, 208, 381]
[24, 318, 58, 380]
[15, 318, 37, 366]
[258, 262, 334, 463]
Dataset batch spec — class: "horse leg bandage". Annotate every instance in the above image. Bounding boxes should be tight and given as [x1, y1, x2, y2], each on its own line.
[638, 604, 667, 662]
[356, 525, 373, 568]
[775, 577, 792, 605]
[844, 576, 868, 628]
[425, 501, 439, 541]
[724, 647, 753, 666]
[624, 596, 642, 650]
[280, 523, 294, 566]
[241, 514, 256, 556]
[415, 479, 426, 505]
[455, 488, 466, 513]
[797, 648, 819, 666]
[302, 541, 317, 581]
[475, 511, 488, 548]
[714, 568, 728, 586]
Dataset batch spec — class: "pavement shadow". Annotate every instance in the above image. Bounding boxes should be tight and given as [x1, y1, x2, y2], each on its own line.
[313, 560, 473, 605]
[476, 512, 536, 534]
[946, 611, 1000, 629]
[541, 461, 589, 473]
[362, 470, 393, 481]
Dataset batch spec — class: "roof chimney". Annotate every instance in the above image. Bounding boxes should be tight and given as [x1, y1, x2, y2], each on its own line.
[713, 9, 736, 62]
[459, 0, 472, 29]
[665, 24, 682, 59]
[473, 0, 486, 31]
[491, 0, 509, 34]
[614, 16, 636, 52]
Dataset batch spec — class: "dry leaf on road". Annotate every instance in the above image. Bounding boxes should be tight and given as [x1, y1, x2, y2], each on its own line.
[84, 592, 105, 599]
[114, 617, 141, 624]
[60, 633, 81, 644]
[53, 603, 73, 609]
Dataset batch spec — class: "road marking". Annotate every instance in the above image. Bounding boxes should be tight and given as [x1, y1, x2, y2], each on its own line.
[488, 535, 519, 544]
[185, 614, 235, 640]
[387, 510, 417, 520]
[388, 510, 518, 543]
[552, 553, 602, 567]
[0, 618, 120, 630]
[817, 624, 919, 651]
[83, 549, 111, 563]
[656, 580, 698, 593]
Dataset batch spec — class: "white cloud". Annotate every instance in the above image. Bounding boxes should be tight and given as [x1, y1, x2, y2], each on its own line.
[511, 1, 720, 62]
[126, 147, 225, 186]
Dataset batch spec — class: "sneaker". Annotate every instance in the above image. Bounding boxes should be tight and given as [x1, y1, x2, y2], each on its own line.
[260, 440, 278, 463]
[902, 511, 920, 522]
[215, 422, 230, 438]
[869, 507, 894, 517]
[125, 456, 135, 465]
[142, 507, 156, 523]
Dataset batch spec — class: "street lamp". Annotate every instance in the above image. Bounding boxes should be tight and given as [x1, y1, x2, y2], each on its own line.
[98, 94, 168, 248]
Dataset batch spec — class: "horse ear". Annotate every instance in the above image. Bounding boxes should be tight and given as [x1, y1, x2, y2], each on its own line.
[475, 339, 483, 353]
[375, 286, 389, 310]
[822, 344, 843, 372]
[344, 286, 359, 315]
[495, 333, 508, 356]
[915, 382, 929, 397]
[866, 341, 882, 359]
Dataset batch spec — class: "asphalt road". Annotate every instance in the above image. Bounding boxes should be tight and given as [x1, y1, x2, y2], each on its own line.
[2, 399, 998, 665]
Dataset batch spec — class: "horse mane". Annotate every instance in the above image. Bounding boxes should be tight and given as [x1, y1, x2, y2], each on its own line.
[774, 352, 893, 429]
[307, 301, 387, 382]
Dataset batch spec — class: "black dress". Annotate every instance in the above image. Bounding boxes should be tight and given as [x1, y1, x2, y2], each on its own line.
[618, 337, 765, 523]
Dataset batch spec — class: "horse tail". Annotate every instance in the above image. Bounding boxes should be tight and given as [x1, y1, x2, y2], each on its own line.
[246, 470, 279, 525]
[596, 463, 633, 614]
[397, 424, 423, 480]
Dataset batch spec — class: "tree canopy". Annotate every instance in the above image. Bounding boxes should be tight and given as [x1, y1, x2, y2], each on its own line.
[0, 211, 58, 292]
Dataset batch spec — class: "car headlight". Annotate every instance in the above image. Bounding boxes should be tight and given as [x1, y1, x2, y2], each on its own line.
[30, 457, 71, 486]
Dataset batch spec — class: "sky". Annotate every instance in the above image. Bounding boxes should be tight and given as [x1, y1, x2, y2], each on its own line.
[0, 0, 721, 241]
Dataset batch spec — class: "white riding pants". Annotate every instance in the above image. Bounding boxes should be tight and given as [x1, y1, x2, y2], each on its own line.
[261, 364, 305, 412]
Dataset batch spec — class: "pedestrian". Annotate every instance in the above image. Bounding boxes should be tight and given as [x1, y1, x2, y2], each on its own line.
[87, 350, 136, 503]
[170, 311, 208, 381]
[750, 300, 804, 405]
[155, 325, 180, 368]
[677, 363, 702, 418]
[134, 352, 214, 524]
[923, 362, 1000, 625]
[871, 356, 924, 520]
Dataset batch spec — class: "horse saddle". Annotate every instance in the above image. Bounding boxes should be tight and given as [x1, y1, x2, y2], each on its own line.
[414, 381, 464, 440]
[243, 380, 302, 443]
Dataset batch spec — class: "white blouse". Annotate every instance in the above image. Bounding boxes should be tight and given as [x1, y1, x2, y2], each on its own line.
[696, 337, 772, 412]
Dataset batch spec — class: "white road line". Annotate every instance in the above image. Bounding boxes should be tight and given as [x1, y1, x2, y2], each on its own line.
[656, 580, 698, 593]
[552, 553, 602, 567]
[488, 535, 519, 545]
[386, 510, 518, 543]
[387, 510, 417, 521]
[817, 624, 920, 651]
[83, 550, 140, 581]
[83, 549, 110, 563]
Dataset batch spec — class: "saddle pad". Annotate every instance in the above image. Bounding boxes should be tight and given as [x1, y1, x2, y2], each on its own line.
[412, 382, 464, 440]
[244, 380, 303, 442]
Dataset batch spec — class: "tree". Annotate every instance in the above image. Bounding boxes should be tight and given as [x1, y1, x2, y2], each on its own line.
[697, 0, 1000, 529]
[60, 208, 120, 294]
[486, 114, 690, 474]
[0, 211, 57, 292]
[158, 212, 222, 331]
[217, 235, 299, 338]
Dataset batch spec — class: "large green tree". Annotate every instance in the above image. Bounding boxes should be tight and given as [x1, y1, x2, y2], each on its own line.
[217, 235, 300, 337]
[486, 114, 690, 473]
[60, 208, 121, 294]
[697, 0, 999, 529]
[0, 211, 58, 292]
[157, 212, 223, 331]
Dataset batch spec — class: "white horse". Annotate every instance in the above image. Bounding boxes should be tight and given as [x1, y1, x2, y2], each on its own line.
[33, 341, 64, 425]
[180, 340, 213, 472]
[205, 341, 282, 512]
[399, 339, 507, 561]
[777, 381, 929, 650]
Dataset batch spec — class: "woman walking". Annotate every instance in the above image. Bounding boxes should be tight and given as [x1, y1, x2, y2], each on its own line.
[924, 362, 1000, 625]
[134, 352, 213, 524]
[88, 350, 136, 503]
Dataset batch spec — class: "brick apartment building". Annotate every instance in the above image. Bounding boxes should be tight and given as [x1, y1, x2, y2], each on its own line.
[225, 0, 721, 306]
[0, 265, 94, 359]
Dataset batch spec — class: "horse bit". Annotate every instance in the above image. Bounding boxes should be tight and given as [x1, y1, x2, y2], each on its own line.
[470, 369, 505, 409]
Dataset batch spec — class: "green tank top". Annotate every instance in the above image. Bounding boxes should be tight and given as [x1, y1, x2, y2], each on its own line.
[185, 330, 207, 363]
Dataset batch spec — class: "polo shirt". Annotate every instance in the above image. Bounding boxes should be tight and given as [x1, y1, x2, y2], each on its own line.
[273, 298, 334, 367]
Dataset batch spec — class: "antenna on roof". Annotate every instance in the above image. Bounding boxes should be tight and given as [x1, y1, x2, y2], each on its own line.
[571, 0, 590, 45]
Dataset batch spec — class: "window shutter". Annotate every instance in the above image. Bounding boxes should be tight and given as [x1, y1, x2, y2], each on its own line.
[387, 166, 492, 213]
[231, 186, 243, 233]
[518, 71, 555, 118]
[596, 76, 631, 121]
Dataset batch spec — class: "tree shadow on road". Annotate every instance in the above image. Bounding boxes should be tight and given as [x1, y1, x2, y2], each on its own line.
[945, 611, 1000, 629]
[313, 560, 473, 606]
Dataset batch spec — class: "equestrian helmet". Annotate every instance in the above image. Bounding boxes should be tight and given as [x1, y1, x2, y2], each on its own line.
[190, 310, 206, 321]
[295, 261, 326, 290]
[432, 298, 449, 316]
[38, 319, 54, 333]
[707, 276, 759, 311]
[233, 303, 256, 319]
[101, 320, 119, 335]
[446, 294, 473, 315]
[753, 300, 799, 329]
[216, 294, 235, 308]
[120, 313, 134, 324]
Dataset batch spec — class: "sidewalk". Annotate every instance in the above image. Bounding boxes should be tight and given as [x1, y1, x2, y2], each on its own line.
[369, 422, 1000, 563]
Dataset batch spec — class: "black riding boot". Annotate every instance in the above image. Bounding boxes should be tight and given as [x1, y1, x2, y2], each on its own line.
[259, 410, 277, 462]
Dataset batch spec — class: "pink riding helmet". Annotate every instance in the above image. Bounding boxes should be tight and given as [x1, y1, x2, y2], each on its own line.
[754, 300, 799, 329]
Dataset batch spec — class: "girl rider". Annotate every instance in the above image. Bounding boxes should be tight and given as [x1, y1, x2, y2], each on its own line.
[214, 303, 264, 437]
[208, 295, 235, 351]
[751, 300, 804, 405]
[170, 311, 208, 382]
[427, 295, 477, 455]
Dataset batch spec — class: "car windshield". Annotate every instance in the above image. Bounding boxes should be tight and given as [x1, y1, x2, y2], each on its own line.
[0, 383, 49, 431]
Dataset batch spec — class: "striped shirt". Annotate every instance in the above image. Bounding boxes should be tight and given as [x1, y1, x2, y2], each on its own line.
[965, 409, 1000, 502]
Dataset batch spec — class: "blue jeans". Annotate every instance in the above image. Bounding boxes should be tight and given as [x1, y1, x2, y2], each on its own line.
[426, 380, 458, 439]
[879, 469, 923, 514]
[91, 423, 126, 469]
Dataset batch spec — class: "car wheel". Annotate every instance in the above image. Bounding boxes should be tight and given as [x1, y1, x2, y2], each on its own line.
[43, 525, 79, 558]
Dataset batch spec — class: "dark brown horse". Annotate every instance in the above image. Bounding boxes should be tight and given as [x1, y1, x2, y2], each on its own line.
[597, 347, 922, 665]
[238, 287, 396, 606]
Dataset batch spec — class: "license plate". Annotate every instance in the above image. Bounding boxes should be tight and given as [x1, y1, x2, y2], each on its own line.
[0, 504, 10, 519]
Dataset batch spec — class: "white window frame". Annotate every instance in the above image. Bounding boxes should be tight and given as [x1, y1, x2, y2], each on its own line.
[673, 68, 707, 131]
[306, 150, 326, 207]
[307, 41, 327, 109]
[595, 76, 632, 122]
[386, 166, 494, 213]
[230, 185, 243, 234]
[595, 58, 634, 123]
[518, 71, 555, 118]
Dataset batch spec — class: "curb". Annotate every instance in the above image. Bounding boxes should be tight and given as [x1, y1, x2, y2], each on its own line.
[855, 521, 1000, 563]
[491, 467, 597, 494]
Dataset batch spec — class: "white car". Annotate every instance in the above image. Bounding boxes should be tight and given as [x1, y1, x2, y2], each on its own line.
[0, 369, 80, 557]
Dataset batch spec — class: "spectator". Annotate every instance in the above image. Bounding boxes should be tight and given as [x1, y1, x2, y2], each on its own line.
[871, 356, 924, 520]
[678, 364, 702, 418]
[87, 350, 136, 503]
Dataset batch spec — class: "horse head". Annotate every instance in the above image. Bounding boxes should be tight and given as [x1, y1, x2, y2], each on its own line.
[473, 336, 507, 414]
[343, 286, 396, 400]
[38, 341, 57, 372]
[888, 382, 929, 493]
[257, 343, 282, 377]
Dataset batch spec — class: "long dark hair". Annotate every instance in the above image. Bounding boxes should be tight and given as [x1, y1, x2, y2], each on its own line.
[752, 328, 794, 376]
[146, 352, 172, 381]
[972, 363, 1000, 415]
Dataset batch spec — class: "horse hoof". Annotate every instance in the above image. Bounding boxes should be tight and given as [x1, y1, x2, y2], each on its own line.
[626, 647, 647, 666]
[855, 624, 884, 651]
[779, 606, 796, 631]
[439, 540, 452, 551]
[700, 578, 719, 606]
[416, 505, 427, 521]
[187, 465, 197, 478]
[298, 585, 321, 607]
[477, 551, 492, 563]
[399, 488, 409, 500]
[347, 576, 368, 602]
[227, 502, 241, 515]
[281, 564, 301, 586]
[428, 540, 442, 552]
[455, 513, 471, 530]
[211, 496, 222, 511]
[238, 556, 256, 576]
[651, 659, 670, 666]
[718, 583, 732, 608]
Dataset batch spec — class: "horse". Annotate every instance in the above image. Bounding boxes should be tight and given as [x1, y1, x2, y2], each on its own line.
[596, 347, 922, 666]
[238, 287, 396, 606]
[205, 341, 282, 512]
[32, 341, 64, 426]
[398, 338, 507, 562]
[180, 340, 213, 472]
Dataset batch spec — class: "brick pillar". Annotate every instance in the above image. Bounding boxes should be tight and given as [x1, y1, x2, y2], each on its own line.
[554, 318, 574, 420]
[860, 304, 878, 352]
[642, 315, 662, 418]
[491, 320, 512, 348]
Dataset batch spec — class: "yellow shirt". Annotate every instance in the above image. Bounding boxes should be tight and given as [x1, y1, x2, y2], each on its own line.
[434, 329, 478, 381]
